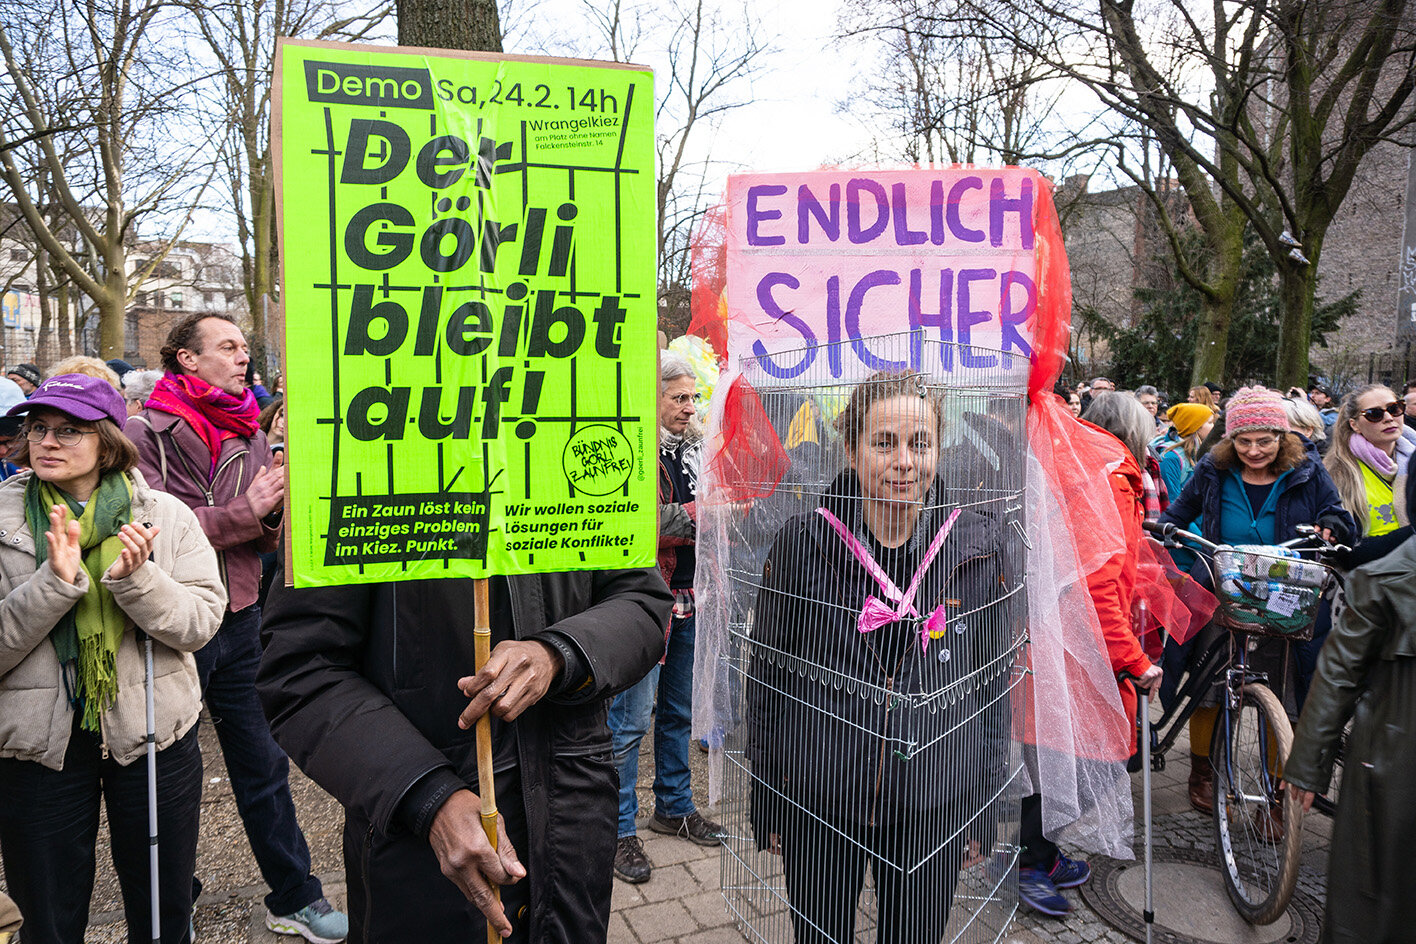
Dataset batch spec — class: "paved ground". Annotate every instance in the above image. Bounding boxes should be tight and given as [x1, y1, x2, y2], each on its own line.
[0, 702, 1330, 943]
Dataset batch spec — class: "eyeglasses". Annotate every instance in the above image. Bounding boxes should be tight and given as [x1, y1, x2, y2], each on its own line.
[25, 424, 98, 447]
[666, 393, 702, 407]
[1234, 435, 1281, 450]
[1359, 402, 1404, 422]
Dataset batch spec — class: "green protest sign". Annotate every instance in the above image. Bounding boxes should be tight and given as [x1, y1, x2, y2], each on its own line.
[274, 40, 658, 587]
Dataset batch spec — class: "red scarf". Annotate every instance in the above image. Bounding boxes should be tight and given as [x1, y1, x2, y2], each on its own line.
[146, 373, 260, 476]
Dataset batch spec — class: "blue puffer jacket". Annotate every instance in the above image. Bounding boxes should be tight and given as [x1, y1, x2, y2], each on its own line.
[1159, 446, 1354, 547]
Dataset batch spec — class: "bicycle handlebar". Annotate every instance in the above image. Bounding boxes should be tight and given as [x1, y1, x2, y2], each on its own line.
[1143, 519, 1350, 556]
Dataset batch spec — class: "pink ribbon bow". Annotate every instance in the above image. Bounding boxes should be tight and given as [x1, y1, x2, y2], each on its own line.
[817, 506, 962, 651]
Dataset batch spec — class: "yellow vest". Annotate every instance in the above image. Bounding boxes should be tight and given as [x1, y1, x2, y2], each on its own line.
[1359, 461, 1400, 536]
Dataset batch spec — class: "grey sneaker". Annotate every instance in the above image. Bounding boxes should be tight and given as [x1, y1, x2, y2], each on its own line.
[266, 898, 348, 944]
[614, 835, 652, 883]
[649, 810, 725, 846]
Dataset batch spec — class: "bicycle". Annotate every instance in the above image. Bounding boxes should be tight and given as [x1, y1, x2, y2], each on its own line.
[1137, 520, 1345, 925]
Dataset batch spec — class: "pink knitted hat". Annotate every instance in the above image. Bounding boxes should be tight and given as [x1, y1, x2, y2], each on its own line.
[1224, 386, 1290, 438]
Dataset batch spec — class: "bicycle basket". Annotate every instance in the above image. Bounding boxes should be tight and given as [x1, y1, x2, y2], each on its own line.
[1211, 544, 1330, 640]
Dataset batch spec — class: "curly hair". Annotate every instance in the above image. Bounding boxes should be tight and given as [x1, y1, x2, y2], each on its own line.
[1209, 432, 1307, 475]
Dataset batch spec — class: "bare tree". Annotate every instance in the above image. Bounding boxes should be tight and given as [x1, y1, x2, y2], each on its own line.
[955, 0, 1416, 388]
[397, 0, 500, 49]
[0, 0, 215, 359]
[189, 0, 390, 374]
[580, 0, 768, 333]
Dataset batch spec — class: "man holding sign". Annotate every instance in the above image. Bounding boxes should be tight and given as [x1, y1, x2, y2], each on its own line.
[257, 567, 670, 941]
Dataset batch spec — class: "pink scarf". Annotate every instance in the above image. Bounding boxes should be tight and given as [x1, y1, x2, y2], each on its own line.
[1350, 432, 1397, 477]
[816, 506, 962, 652]
[146, 373, 260, 476]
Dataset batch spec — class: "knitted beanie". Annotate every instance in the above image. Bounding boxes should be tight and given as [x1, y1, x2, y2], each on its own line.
[1167, 403, 1215, 439]
[1224, 386, 1290, 438]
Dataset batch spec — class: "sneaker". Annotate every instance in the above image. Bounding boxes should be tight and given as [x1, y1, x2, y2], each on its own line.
[649, 810, 725, 846]
[266, 898, 348, 944]
[1018, 867, 1071, 916]
[614, 835, 652, 883]
[1047, 852, 1091, 889]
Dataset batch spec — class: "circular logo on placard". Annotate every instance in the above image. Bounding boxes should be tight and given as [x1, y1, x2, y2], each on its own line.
[562, 424, 634, 496]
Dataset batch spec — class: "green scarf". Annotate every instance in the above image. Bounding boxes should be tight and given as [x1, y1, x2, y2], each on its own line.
[25, 472, 133, 733]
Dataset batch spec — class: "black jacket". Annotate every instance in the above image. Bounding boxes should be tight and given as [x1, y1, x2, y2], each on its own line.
[257, 568, 670, 942]
[746, 472, 1017, 830]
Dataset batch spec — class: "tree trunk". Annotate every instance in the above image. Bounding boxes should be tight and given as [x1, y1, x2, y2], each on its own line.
[55, 281, 72, 359]
[98, 248, 126, 359]
[397, 0, 501, 51]
[249, 169, 273, 373]
[1275, 257, 1318, 390]
[1191, 293, 1234, 388]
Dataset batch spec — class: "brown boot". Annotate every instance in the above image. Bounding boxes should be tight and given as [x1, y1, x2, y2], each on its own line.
[1252, 801, 1285, 843]
[1188, 754, 1214, 815]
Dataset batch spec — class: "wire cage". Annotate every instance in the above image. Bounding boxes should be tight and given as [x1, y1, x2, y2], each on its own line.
[696, 332, 1029, 944]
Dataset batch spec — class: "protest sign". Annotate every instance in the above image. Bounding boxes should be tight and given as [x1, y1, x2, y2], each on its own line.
[723, 168, 1058, 386]
[275, 40, 658, 587]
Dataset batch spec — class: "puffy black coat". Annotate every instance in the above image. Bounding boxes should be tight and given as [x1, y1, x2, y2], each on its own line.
[746, 472, 1017, 832]
[257, 569, 670, 943]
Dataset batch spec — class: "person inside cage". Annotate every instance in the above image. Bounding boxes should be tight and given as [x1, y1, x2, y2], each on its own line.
[745, 368, 1015, 944]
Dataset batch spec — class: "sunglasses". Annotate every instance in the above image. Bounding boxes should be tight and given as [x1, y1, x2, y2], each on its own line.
[1359, 402, 1404, 422]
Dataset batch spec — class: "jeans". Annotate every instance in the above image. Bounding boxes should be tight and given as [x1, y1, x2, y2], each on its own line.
[195, 605, 321, 915]
[608, 612, 695, 837]
[0, 720, 202, 944]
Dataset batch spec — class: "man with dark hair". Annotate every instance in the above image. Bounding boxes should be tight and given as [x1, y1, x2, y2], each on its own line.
[126, 312, 346, 942]
[257, 560, 672, 941]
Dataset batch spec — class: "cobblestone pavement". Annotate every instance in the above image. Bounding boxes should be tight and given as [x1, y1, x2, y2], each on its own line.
[0, 704, 1329, 943]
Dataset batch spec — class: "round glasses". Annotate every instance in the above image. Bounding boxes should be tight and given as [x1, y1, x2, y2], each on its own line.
[1234, 435, 1280, 450]
[666, 393, 702, 406]
[1359, 402, 1404, 423]
[25, 424, 98, 447]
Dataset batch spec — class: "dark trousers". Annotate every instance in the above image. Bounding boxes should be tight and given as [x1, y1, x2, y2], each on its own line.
[1018, 793, 1058, 871]
[0, 720, 201, 944]
[195, 604, 320, 914]
[347, 752, 618, 943]
[779, 806, 958, 944]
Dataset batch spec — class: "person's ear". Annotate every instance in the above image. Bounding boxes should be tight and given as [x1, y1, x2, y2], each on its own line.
[175, 347, 200, 373]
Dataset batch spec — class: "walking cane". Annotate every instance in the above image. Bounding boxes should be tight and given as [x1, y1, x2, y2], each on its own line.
[139, 628, 160, 944]
[1123, 598, 1156, 944]
[473, 578, 500, 944]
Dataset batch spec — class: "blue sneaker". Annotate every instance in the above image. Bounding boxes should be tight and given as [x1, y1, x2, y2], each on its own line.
[1047, 851, 1091, 889]
[1018, 867, 1071, 916]
[266, 898, 348, 944]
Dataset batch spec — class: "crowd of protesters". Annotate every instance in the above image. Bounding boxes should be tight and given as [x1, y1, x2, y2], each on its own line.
[0, 316, 1413, 944]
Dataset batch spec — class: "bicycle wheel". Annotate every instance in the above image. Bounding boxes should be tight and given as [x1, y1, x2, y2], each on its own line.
[1210, 683, 1303, 924]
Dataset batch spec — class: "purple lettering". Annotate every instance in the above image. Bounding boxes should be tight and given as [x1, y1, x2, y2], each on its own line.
[891, 182, 927, 246]
[746, 184, 788, 246]
[750, 272, 817, 379]
[999, 270, 1036, 366]
[947, 177, 985, 243]
[909, 268, 954, 372]
[990, 177, 1034, 249]
[957, 268, 998, 368]
[798, 183, 841, 243]
[846, 270, 908, 371]
[846, 178, 889, 244]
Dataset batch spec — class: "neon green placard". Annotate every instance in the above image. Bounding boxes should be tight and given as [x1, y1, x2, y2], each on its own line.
[274, 40, 658, 586]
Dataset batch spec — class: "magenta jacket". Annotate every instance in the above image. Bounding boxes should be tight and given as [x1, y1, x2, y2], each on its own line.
[126, 408, 280, 612]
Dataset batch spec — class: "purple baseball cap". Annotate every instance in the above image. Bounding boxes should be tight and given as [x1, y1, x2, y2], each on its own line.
[7, 373, 127, 427]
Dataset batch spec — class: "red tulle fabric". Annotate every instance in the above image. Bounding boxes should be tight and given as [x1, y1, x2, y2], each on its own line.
[687, 203, 729, 363]
[703, 373, 790, 503]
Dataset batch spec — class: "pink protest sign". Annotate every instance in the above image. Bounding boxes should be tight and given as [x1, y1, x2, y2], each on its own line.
[723, 167, 1067, 386]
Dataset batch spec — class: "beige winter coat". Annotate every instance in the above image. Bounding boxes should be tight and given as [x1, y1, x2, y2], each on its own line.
[0, 468, 227, 769]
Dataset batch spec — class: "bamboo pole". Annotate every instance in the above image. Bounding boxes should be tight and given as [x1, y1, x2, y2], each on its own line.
[473, 577, 501, 944]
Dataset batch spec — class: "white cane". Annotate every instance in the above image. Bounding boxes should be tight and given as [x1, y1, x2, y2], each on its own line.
[141, 628, 160, 943]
